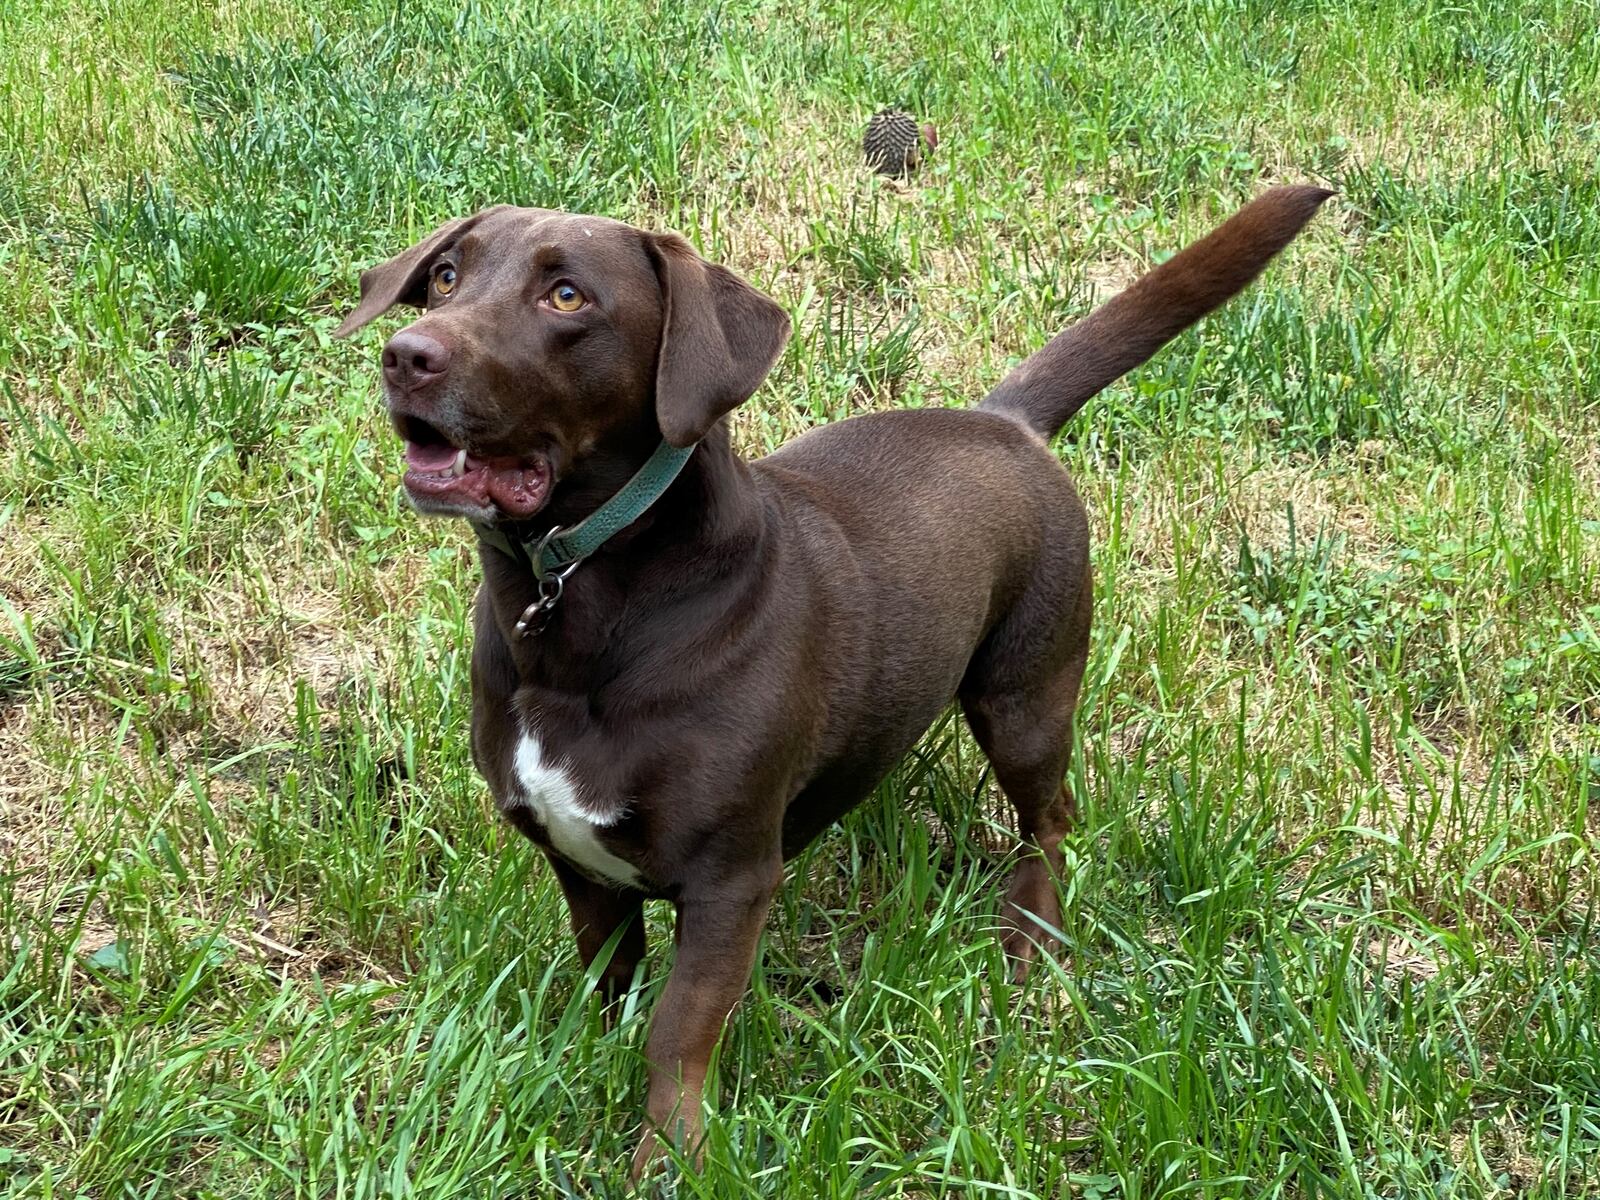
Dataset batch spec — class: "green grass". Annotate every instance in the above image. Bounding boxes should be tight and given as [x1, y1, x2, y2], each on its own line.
[2, 0, 1598, 1195]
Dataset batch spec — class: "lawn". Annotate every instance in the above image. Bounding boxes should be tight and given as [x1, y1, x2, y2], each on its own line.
[2, 1, 1597, 1196]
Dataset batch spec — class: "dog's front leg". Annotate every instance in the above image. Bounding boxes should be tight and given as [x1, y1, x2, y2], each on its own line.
[547, 856, 645, 1012]
[630, 860, 781, 1181]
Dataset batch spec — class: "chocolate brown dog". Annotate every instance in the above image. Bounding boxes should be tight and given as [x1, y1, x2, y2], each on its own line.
[336, 185, 1331, 1175]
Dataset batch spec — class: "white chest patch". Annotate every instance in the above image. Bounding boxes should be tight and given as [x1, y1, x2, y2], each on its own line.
[503, 733, 642, 888]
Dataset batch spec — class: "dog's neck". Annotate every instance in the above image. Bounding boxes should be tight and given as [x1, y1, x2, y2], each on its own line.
[536, 426, 680, 535]
[477, 424, 768, 692]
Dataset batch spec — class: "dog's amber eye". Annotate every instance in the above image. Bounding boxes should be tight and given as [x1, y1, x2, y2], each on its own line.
[433, 265, 457, 296]
[550, 283, 586, 312]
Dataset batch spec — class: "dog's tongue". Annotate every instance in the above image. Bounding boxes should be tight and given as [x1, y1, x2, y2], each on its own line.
[405, 442, 459, 473]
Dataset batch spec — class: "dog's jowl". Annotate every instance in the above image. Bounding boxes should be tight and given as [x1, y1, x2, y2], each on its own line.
[338, 186, 1332, 1177]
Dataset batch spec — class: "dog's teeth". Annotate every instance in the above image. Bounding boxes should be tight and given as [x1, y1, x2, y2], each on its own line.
[451, 449, 467, 477]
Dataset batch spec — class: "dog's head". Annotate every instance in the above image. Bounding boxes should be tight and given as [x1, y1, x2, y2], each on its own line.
[336, 207, 790, 523]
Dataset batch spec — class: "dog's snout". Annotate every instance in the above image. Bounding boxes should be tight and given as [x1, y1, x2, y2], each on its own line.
[382, 329, 453, 392]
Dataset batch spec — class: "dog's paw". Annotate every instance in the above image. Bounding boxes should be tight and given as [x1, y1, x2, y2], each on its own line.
[1000, 860, 1064, 982]
[629, 1134, 668, 1186]
[629, 1123, 704, 1186]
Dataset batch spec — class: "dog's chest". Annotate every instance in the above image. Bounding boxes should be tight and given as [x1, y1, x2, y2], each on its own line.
[500, 732, 642, 888]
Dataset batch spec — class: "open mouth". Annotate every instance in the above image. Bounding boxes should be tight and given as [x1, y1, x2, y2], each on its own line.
[396, 416, 552, 519]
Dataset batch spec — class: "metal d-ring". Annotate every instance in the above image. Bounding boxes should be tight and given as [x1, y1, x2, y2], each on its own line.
[515, 527, 584, 639]
[529, 525, 566, 583]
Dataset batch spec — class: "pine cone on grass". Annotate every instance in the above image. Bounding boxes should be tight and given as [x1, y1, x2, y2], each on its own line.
[862, 108, 939, 178]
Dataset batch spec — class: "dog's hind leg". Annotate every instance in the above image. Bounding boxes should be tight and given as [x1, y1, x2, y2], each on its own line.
[959, 576, 1091, 982]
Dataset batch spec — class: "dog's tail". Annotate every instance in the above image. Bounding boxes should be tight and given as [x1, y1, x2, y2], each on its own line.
[978, 186, 1333, 439]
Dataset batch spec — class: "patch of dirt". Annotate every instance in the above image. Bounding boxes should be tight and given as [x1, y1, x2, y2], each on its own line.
[165, 548, 405, 748]
[0, 509, 56, 614]
[0, 700, 98, 913]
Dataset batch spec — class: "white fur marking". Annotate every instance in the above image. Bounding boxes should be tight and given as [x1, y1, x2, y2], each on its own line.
[506, 734, 641, 887]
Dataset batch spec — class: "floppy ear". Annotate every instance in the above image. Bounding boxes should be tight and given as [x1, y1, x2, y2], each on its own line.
[334, 214, 480, 338]
[646, 233, 791, 447]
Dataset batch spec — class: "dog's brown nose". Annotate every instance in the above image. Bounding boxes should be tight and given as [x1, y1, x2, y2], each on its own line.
[382, 329, 452, 392]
